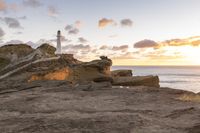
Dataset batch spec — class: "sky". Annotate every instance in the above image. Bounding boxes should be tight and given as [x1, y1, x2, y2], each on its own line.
[1, 0, 200, 66]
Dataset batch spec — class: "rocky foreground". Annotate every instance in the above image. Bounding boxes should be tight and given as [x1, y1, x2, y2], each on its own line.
[0, 80, 199, 133]
[0, 44, 200, 133]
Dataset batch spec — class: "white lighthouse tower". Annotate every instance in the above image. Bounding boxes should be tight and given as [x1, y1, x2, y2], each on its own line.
[55, 30, 62, 55]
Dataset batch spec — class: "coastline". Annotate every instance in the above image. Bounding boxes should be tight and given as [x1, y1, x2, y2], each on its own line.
[0, 44, 199, 132]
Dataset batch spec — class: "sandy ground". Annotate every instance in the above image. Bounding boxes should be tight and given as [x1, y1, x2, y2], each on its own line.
[0, 80, 200, 133]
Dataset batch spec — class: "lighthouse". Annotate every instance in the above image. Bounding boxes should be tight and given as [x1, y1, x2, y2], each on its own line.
[55, 30, 62, 55]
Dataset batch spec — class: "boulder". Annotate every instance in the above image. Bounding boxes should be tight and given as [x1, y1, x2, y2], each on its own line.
[111, 70, 132, 77]
[112, 75, 160, 88]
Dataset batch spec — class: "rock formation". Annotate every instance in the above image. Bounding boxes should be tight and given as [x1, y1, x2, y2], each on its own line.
[112, 76, 160, 88]
[0, 43, 160, 88]
[111, 69, 133, 77]
[28, 56, 112, 84]
[0, 44, 199, 133]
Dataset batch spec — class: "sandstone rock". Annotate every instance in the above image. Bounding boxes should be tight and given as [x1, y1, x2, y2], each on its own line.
[68, 56, 112, 82]
[93, 76, 113, 83]
[28, 56, 112, 83]
[74, 81, 112, 91]
[0, 44, 34, 70]
[0, 44, 34, 60]
[36, 43, 56, 57]
[28, 67, 71, 82]
[112, 75, 160, 88]
[111, 70, 132, 77]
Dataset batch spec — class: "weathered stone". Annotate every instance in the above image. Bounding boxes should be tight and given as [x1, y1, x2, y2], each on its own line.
[27, 56, 112, 83]
[93, 76, 113, 83]
[74, 81, 112, 91]
[67, 56, 112, 82]
[28, 67, 72, 82]
[112, 75, 160, 88]
[111, 70, 133, 77]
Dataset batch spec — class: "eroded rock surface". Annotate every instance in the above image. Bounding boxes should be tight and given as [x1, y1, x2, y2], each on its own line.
[112, 75, 160, 88]
[28, 56, 112, 83]
[0, 81, 199, 133]
[111, 69, 133, 77]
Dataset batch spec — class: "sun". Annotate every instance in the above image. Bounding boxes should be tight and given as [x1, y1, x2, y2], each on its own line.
[180, 46, 200, 65]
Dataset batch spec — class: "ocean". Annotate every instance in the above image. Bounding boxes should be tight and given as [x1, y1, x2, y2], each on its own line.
[112, 66, 200, 93]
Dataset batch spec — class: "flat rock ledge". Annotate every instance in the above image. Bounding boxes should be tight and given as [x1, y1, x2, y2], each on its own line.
[0, 80, 199, 133]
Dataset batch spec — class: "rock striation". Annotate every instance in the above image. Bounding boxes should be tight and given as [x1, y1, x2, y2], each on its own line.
[112, 76, 160, 88]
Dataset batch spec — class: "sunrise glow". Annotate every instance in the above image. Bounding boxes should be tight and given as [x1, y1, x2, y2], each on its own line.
[1, 0, 200, 66]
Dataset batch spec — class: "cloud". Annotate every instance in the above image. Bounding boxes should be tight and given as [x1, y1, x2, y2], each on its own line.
[13, 31, 23, 35]
[5, 40, 24, 45]
[0, 0, 19, 12]
[75, 21, 82, 29]
[48, 6, 59, 17]
[78, 37, 88, 43]
[112, 52, 135, 59]
[161, 37, 200, 47]
[109, 34, 118, 38]
[100, 45, 109, 50]
[68, 28, 79, 35]
[112, 45, 129, 51]
[18, 16, 27, 20]
[134, 39, 159, 48]
[64, 44, 91, 51]
[23, 0, 42, 8]
[65, 24, 79, 35]
[121, 19, 133, 27]
[0, 0, 6, 12]
[0, 27, 5, 38]
[64, 25, 73, 31]
[0, 17, 22, 29]
[49, 36, 71, 43]
[98, 18, 116, 28]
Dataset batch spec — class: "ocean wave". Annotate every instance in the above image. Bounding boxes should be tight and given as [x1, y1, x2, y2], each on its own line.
[160, 80, 200, 83]
[160, 81, 188, 83]
[158, 73, 200, 77]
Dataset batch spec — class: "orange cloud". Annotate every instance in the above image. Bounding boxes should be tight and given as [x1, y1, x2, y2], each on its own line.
[161, 36, 200, 47]
[134, 36, 200, 49]
[98, 18, 116, 28]
[0, 0, 6, 12]
[75, 21, 83, 29]
[0, 0, 19, 12]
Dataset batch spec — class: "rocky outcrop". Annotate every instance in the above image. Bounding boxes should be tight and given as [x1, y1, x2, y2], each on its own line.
[74, 81, 112, 91]
[0, 44, 34, 70]
[111, 70, 132, 77]
[36, 43, 56, 57]
[70, 56, 112, 82]
[0, 44, 160, 88]
[0, 44, 34, 62]
[112, 75, 160, 88]
[28, 67, 71, 82]
[28, 56, 112, 83]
